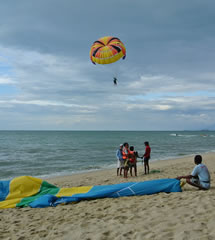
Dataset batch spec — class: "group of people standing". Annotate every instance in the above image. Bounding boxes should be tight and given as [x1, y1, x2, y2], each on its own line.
[116, 143, 211, 191]
[116, 141, 151, 178]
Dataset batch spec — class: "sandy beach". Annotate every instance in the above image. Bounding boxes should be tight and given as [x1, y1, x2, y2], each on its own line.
[0, 152, 215, 240]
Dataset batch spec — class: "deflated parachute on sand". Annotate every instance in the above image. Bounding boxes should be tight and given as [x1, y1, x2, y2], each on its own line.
[0, 176, 182, 209]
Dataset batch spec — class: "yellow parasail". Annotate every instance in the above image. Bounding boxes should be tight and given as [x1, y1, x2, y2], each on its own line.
[90, 36, 126, 65]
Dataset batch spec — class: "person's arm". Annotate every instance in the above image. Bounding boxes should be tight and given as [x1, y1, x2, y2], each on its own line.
[135, 151, 141, 158]
[177, 166, 199, 180]
[119, 151, 123, 161]
[116, 150, 120, 159]
[176, 175, 193, 180]
[177, 175, 198, 180]
[141, 149, 146, 158]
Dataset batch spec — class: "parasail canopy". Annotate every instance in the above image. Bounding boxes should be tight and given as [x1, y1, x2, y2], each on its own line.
[0, 176, 182, 208]
[90, 36, 126, 65]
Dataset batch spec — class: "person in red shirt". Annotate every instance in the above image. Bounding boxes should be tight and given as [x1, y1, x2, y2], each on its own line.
[142, 141, 151, 174]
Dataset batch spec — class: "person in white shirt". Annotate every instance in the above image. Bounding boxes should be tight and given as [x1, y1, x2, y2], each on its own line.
[116, 144, 124, 176]
[177, 155, 210, 190]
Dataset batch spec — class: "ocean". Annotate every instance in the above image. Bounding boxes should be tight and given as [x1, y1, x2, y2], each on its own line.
[0, 131, 214, 180]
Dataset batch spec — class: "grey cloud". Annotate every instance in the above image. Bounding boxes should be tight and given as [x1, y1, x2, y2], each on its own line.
[1, 1, 215, 130]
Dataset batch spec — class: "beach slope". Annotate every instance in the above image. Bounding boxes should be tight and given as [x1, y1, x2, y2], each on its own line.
[0, 153, 215, 240]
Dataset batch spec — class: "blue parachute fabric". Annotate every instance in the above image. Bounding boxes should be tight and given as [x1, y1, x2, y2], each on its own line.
[0, 177, 182, 208]
[64, 178, 181, 201]
[29, 179, 181, 207]
[110, 178, 182, 198]
[29, 194, 59, 208]
[0, 180, 10, 201]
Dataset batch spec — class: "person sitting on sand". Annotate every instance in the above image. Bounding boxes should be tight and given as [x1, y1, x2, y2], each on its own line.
[116, 144, 124, 176]
[177, 155, 210, 190]
[129, 146, 140, 177]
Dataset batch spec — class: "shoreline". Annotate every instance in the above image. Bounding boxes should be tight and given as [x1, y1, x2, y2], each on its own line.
[1, 151, 213, 182]
[0, 151, 206, 182]
[46, 151, 213, 186]
[42, 150, 212, 183]
[45, 152, 215, 190]
[1, 152, 215, 240]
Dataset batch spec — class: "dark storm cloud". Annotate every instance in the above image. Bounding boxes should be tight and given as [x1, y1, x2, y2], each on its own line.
[1, 1, 215, 54]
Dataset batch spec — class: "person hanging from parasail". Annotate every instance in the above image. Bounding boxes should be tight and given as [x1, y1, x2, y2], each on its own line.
[89, 36, 126, 84]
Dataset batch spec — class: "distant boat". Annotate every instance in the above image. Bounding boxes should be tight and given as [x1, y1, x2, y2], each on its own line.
[170, 133, 178, 136]
[200, 134, 208, 137]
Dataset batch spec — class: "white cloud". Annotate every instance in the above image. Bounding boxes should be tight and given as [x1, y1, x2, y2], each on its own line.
[0, 76, 15, 85]
[0, 99, 98, 111]
[126, 73, 215, 95]
[1, 44, 215, 130]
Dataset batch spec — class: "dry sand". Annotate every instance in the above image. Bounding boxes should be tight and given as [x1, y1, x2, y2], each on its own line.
[0, 153, 215, 240]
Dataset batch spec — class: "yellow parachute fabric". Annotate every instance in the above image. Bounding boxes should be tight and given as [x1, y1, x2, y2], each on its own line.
[90, 36, 126, 64]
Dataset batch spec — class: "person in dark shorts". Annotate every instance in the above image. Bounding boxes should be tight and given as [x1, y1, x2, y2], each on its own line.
[142, 141, 151, 174]
[129, 146, 140, 177]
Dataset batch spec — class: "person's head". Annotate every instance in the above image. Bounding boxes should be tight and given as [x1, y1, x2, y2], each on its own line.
[123, 142, 129, 149]
[194, 155, 202, 165]
[130, 146, 134, 151]
[119, 144, 123, 149]
[144, 141, 149, 146]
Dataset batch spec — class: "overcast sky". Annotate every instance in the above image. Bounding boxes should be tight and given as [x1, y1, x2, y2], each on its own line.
[0, 0, 215, 130]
